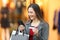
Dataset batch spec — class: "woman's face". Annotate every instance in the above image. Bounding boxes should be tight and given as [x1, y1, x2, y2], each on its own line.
[28, 7, 37, 20]
[17, 2, 21, 7]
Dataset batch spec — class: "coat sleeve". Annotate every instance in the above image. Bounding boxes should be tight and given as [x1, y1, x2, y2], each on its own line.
[41, 23, 49, 40]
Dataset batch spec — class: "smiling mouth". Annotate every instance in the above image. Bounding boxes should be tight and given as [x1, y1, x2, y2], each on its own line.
[29, 16, 34, 18]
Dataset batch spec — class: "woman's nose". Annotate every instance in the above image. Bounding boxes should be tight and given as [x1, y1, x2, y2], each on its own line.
[28, 13, 31, 16]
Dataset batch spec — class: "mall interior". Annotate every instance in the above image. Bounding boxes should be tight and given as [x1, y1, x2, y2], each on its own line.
[0, 0, 60, 40]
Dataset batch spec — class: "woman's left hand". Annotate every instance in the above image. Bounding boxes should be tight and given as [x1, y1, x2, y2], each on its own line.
[32, 28, 39, 35]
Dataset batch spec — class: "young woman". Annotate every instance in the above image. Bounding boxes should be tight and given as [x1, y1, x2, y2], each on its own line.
[25, 4, 49, 40]
[16, 0, 23, 14]
[53, 9, 60, 40]
[1, 7, 10, 40]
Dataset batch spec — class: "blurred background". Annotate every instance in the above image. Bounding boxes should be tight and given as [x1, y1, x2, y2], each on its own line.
[0, 0, 60, 40]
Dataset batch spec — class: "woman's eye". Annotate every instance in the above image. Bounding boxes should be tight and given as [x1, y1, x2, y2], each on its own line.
[28, 11, 33, 13]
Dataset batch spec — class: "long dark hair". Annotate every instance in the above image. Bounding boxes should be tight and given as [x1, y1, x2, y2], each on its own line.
[28, 4, 44, 21]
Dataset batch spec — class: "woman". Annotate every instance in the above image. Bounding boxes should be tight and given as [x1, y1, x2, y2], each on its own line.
[53, 9, 60, 40]
[1, 7, 10, 40]
[16, 0, 23, 14]
[25, 4, 49, 40]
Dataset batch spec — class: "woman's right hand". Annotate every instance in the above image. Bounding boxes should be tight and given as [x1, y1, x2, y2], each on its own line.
[19, 25, 25, 32]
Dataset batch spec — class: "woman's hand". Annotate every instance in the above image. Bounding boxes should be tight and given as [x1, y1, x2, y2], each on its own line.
[19, 25, 25, 32]
[32, 28, 39, 36]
